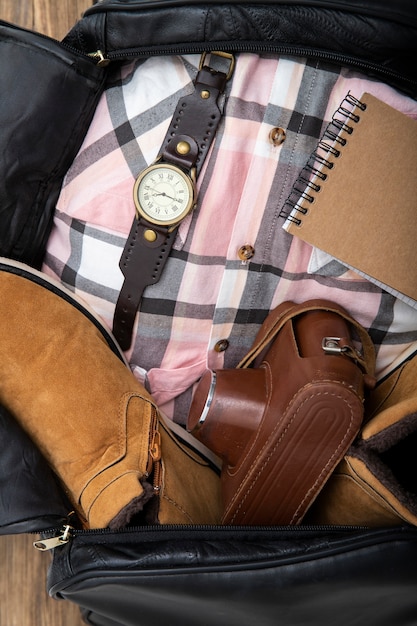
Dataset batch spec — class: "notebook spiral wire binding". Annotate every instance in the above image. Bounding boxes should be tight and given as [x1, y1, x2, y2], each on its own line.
[280, 93, 367, 226]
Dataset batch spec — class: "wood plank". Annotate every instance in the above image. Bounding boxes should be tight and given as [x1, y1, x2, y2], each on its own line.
[0, 533, 85, 626]
[33, 0, 91, 40]
[0, 0, 91, 40]
[0, 5, 94, 625]
[0, 1, 33, 30]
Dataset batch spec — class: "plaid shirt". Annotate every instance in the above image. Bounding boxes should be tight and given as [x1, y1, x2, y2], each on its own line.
[43, 53, 417, 424]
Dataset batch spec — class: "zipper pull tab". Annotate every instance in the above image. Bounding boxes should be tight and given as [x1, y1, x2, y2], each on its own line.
[33, 524, 73, 552]
[150, 430, 162, 462]
[87, 50, 110, 67]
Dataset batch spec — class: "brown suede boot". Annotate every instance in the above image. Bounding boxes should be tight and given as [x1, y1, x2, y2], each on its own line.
[307, 350, 417, 526]
[0, 260, 221, 529]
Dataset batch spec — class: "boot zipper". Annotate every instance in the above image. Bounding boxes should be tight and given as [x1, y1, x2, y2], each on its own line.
[148, 408, 162, 493]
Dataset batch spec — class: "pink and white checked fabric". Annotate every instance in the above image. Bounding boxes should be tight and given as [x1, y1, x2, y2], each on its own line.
[43, 53, 417, 423]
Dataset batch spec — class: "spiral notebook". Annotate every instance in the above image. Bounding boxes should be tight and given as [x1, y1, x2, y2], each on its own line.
[282, 92, 417, 308]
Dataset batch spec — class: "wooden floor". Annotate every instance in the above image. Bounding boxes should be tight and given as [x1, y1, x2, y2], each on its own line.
[1, 0, 91, 41]
[0, 4, 92, 624]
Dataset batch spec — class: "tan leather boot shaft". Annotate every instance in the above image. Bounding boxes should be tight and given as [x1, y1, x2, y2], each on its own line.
[0, 271, 160, 529]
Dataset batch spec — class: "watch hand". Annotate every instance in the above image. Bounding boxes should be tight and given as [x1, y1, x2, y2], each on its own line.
[151, 191, 176, 201]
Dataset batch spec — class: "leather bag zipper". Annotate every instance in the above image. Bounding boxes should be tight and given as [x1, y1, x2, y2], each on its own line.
[32, 517, 417, 556]
[33, 521, 392, 552]
[6, 15, 413, 92]
[84, 42, 417, 95]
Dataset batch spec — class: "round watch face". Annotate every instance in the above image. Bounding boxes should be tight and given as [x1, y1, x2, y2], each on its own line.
[133, 163, 195, 226]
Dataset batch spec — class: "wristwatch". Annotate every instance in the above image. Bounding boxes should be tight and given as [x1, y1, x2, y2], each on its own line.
[113, 52, 235, 350]
[133, 160, 196, 233]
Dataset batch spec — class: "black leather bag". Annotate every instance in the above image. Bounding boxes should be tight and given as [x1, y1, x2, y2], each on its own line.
[51, 526, 417, 626]
[1, 2, 417, 625]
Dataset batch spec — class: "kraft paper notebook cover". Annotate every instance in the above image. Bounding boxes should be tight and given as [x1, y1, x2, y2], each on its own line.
[282, 92, 417, 308]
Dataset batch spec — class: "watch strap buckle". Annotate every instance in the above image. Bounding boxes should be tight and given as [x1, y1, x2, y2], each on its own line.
[199, 51, 235, 81]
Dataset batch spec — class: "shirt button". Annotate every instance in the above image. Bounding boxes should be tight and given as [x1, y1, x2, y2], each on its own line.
[269, 127, 286, 146]
[238, 244, 255, 261]
[214, 339, 229, 353]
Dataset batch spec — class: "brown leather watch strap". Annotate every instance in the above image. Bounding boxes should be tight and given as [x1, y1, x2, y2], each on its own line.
[113, 53, 233, 350]
[160, 64, 228, 174]
[112, 222, 175, 351]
